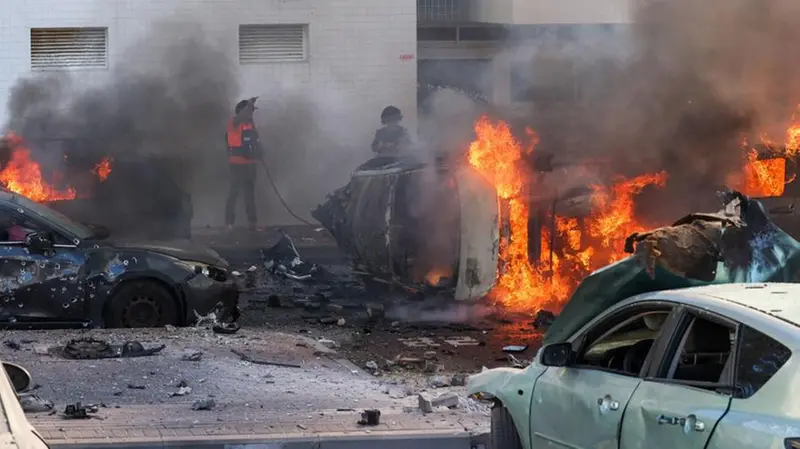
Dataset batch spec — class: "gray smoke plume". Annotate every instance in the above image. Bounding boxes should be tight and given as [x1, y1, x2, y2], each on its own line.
[3, 22, 237, 230]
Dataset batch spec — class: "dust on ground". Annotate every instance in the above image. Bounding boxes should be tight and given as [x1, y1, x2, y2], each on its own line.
[0, 327, 491, 434]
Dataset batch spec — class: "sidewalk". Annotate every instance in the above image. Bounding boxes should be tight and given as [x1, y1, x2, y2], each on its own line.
[32, 404, 483, 448]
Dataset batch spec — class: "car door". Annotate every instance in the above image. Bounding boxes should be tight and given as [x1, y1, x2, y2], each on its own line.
[620, 307, 735, 449]
[530, 302, 678, 449]
[0, 206, 88, 323]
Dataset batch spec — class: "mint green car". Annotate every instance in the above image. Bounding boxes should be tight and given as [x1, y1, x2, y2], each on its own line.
[469, 282, 800, 449]
[468, 192, 800, 449]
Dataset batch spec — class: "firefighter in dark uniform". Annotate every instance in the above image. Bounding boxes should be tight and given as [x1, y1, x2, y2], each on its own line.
[225, 98, 262, 230]
[371, 106, 412, 156]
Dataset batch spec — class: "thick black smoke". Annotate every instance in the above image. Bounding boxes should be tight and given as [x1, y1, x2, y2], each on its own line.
[505, 0, 800, 220]
[4, 23, 238, 232]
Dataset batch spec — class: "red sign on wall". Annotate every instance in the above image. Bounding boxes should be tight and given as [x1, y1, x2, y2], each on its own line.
[399, 54, 415, 61]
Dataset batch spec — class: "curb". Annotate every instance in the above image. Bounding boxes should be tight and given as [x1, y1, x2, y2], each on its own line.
[49, 429, 475, 449]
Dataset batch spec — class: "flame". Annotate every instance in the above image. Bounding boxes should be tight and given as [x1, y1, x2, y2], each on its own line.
[424, 268, 452, 286]
[94, 157, 112, 182]
[729, 113, 800, 198]
[786, 107, 800, 158]
[735, 150, 786, 197]
[467, 116, 666, 311]
[0, 133, 76, 202]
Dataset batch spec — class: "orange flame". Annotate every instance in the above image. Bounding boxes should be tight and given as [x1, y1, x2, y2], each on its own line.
[729, 110, 800, 198]
[94, 157, 112, 182]
[734, 150, 786, 197]
[425, 268, 452, 286]
[0, 133, 76, 202]
[467, 116, 667, 311]
[786, 107, 800, 158]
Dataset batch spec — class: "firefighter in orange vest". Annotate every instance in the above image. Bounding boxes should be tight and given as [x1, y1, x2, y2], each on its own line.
[225, 98, 262, 230]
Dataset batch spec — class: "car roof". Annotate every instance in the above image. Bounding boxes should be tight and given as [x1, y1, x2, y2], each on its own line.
[656, 283, 800, 326]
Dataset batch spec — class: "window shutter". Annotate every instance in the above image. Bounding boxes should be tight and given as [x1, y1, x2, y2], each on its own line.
[30, 27, 108, 70]
[239, 24, 307, 64]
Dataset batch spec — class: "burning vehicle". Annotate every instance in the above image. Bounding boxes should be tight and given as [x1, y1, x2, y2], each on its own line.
[313, 118, 669, 308]
[468, 191, 800, 449]
[315, 115, 800, 312]
[0, 134, 192, 240]
[0, 187, 238, 328]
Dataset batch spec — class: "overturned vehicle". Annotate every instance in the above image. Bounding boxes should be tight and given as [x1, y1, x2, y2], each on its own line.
[313, 156, 500, 300]
[311, 153, 625, 300]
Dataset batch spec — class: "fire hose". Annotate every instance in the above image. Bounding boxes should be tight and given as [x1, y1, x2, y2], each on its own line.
[258, 158, 316, 227]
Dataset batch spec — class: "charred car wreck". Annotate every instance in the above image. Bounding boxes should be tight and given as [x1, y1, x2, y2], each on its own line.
[0, 189, 238, 328]
[312, 156, 500, 300]
[547, 189, 800, 343]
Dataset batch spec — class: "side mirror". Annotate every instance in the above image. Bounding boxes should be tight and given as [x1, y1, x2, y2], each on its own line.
[540, 342, 575, 367]
[2, 362, 31, 392]
[25, 231, 55, 256]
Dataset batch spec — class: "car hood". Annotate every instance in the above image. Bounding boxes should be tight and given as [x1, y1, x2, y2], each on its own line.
[106, 240, 227, 267]
[544, 191, 800, 345]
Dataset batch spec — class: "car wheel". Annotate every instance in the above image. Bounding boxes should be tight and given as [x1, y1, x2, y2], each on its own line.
[492, 405, 522, 449]
[107, 281, 178, 328]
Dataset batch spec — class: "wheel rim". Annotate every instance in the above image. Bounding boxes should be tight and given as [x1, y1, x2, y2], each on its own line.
[122, 294, 162, 327]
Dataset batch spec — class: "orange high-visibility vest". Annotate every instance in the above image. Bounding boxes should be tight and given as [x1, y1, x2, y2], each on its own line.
[226, 119, 258, 164]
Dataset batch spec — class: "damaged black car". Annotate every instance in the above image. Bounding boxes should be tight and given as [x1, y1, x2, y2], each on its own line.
[0, 189, 238, 328]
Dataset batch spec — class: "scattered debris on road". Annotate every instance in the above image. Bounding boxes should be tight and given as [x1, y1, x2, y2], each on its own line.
[231, 348, 302, 368]
[18, 393, 53, 413]
[262, 232, 321, 281]
[191, 398, 216, 411]
[418, 391, 460, 413]
[62, 402, 99, 420]
[502, 345, 528, 353]
[169, 386, 193, 397]
[54, 338, 165, 360]
[181, 349, 203, 362]
[212, 322, 241, 334]
[358, 409, 381, 426]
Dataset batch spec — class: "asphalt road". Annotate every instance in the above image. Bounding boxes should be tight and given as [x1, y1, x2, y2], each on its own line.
[0, 327, 490, 448]
[210, 225, 545, 374]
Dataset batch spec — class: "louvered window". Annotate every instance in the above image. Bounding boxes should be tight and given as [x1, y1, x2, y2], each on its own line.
[30, 27, 108, 70]
[239, 24, 307, 64]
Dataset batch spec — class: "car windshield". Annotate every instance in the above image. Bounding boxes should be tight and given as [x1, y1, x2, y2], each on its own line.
[10, 194, 93, 241]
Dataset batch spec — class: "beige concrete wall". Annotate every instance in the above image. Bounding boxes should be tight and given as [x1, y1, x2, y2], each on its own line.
[471, 0, 632, 24]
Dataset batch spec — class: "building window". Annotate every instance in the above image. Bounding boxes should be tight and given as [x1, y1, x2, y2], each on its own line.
[30, 27, 108, 70]
[418, 0, 463, 23]
[239, 24, 308, 64]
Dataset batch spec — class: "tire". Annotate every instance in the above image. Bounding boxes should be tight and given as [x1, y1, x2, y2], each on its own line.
[106, 281, 179, 328]
[491, 405, 523, 449]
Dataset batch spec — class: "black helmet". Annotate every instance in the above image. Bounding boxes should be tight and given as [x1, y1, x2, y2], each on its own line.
[235, 97, 258, 114]
[380, 106, 402, 124]
[235, 100, 249, 114]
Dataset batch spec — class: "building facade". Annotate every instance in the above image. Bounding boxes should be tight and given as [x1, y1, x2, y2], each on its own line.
[0, 0, 418, 131]
[0, 0, 418, 226]
[417, 0, 631, 108]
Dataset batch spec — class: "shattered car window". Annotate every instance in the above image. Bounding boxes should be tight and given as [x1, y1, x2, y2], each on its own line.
[735, 325, 791, 399]
[9, 193, 92, 240]
[577, 310, 668, 375]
